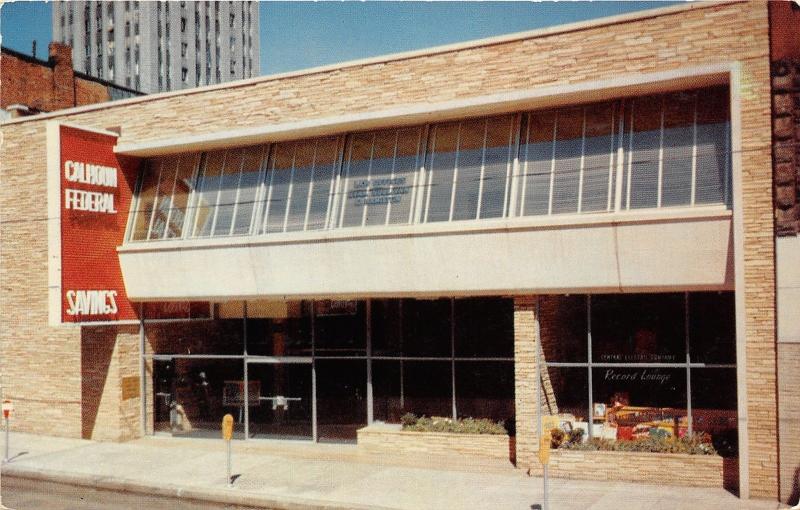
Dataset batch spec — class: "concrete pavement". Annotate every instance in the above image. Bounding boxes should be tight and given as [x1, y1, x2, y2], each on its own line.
[0, 431, 791, 510]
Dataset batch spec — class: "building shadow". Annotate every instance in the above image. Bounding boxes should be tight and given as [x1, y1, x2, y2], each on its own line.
[81, 327, 115, 439]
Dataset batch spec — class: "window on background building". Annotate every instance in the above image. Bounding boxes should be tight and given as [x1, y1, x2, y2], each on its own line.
[134, 22, 139, 36]
[181, 17, 186, 33]
[181, 67, 188, 82]
[181, 42, 187, 58]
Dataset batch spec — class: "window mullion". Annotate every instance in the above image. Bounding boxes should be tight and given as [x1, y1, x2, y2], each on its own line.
[228, 148, 246, 236]
[303, 140, 319, 231]
[208, 151, 228, 237]
[519, 113, 532, 217]
[577, 107, 587, 214]
[361, 133, 376, 227]
[325, 136, 345, 230]
[606, 104, 617, 212]
[476, 120, 489, 220]
[690, 92, 699, 206]
[409, 126, 428, 225]
[685, 291, 693, 436]
[625, 101, 635, 210]
[182, 153, 203, 240]
[503, 114, 519, 218]
[423, 126, 437, 223]
[447, 123, 462, 222]
[656, 96, 666, 209]
[547, 113, 558, 215]
[247, 144, 269, 236]
[385, 130, 400, 226]
[338, 137, 354, 228]
[282, 144, 297, 233]
[146, 159, 164, 240]
[190, 154, 209, 237]
[161, 156, 181, 239]
[613, 103, 626, 212]
[260, 146, 277, 234]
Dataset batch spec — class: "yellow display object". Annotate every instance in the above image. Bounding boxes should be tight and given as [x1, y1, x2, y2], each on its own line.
[222, 414, 234, 440]
[539, 435, 551, 465]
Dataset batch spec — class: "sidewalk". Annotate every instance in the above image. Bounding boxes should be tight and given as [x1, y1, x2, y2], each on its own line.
[0, 431, 790, 510]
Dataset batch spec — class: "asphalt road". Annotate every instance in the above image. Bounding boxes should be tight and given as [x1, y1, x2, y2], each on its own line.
[1, 477, 269, 510]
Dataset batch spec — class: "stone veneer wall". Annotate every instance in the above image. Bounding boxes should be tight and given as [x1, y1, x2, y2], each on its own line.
[533, 450, 726, 489]
[0, 1, 777, 498]
[357, 426, 512, 463]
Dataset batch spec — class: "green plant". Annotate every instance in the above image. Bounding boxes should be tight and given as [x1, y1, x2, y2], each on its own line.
[558, 433, 716, 455]
[400, 415, 507, 434]
[400, 412, 418, 427]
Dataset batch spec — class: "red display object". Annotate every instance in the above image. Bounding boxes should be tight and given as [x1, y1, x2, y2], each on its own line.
[59, 125, 140, 323]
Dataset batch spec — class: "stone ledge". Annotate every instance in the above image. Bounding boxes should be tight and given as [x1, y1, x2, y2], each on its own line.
[357, 424, 513, 463]
[530, 449, 730, 489]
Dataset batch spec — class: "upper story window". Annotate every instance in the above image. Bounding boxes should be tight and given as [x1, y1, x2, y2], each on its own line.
[127, 86, 732, 243]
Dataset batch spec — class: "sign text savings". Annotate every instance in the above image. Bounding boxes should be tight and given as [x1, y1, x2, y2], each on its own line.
[65, 289, 119, 316]
[64, 160, 118, 214]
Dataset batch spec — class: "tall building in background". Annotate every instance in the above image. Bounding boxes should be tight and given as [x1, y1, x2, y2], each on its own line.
[52, 0, 260, 93]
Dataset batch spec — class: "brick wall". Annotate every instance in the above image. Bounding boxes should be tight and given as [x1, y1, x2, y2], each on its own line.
[0, 43, 126, 114]
[0, 1, 777, 498]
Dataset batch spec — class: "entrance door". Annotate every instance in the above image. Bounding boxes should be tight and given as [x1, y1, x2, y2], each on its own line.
[246, 359, 313, 440]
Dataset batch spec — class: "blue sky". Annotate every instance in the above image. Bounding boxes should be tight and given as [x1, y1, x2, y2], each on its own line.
[1, 1, 678, 76]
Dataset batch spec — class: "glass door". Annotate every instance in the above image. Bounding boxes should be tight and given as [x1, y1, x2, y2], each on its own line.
[246, 359, 313, 440]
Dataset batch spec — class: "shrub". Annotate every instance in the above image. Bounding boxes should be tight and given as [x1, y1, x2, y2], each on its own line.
[550, 428, 565, 449]
[400, 412, 418, 427]
[558, 433, 716, 455]
[400, 415, 507, 435]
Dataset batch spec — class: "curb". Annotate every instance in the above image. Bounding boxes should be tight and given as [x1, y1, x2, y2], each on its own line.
[2, 464, 394, 510]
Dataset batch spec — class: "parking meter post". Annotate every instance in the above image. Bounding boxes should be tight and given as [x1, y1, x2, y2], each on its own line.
[227, 439, 232, 488]
[3, 416, 8, 462]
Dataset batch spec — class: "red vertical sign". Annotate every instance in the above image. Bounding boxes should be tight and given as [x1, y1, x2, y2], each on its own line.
[60, 125, 140, 322]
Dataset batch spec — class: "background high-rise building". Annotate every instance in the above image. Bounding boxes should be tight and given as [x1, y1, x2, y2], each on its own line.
[52, 0, 260, 93]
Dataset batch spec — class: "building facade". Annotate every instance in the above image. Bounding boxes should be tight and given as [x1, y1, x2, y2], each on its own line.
[51, 0, 260, 93]
[1, 1, 798, 504]
[1, 43, 143, 119]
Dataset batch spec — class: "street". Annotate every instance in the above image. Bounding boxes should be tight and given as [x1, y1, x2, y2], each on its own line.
[2, 477, 265, 510]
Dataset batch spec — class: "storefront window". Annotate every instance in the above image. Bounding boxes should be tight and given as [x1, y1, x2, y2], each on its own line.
[455, 361, 514, 426]
[591, 294, 684, 364]
[454, 297, 513, 358]
[150, 358, 245, 439]
[540, 292, 737, 455]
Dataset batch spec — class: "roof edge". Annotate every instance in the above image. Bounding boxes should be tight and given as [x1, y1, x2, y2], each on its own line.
[1, 1, 740, 127]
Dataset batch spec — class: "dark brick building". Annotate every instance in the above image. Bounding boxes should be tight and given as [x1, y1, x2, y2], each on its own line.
[1, 42, 142, 119]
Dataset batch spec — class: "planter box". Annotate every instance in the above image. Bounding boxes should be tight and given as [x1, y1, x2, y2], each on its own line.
[357, 424, 513, 463]
[529, 449, 728, 488]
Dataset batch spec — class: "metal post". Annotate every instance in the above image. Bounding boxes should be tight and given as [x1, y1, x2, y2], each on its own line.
[226, 439, 232, 488]
[4, 416, 8, 462]
[243, 302, 249, 440]
[534, 298, 548, 510]
[311, 302, 318, 442]
[543, 464, 549, 510]
[366, 300, 373, 425]
[139, 304, 147, 437]
[450, 298, 457, 420]
[587, 295, 593, 440]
